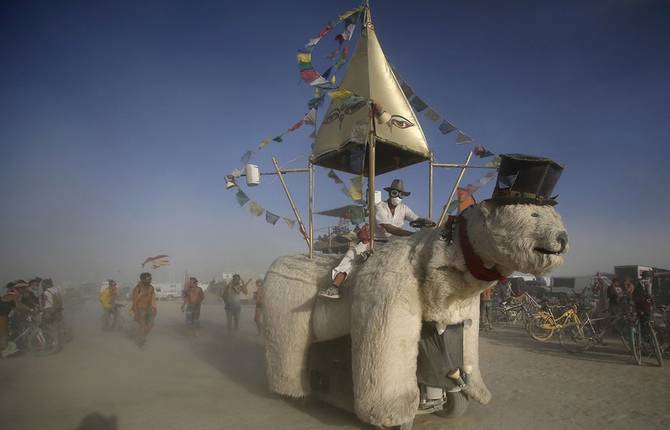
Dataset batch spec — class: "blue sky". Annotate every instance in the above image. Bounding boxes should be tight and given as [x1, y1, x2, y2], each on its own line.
[1, 0, 669, 284]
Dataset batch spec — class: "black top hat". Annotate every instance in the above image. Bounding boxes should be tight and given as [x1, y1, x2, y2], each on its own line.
[383, 179, 410, 196]
[488, 154, 563, 206]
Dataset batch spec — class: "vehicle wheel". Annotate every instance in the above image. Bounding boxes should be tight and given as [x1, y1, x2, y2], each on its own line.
[559, 324, 589, 353]
[529, 315, 554, 341]
[434, 391, 469, 418]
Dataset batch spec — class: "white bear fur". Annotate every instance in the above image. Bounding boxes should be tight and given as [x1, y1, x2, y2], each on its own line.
[263, 201, 567, 427]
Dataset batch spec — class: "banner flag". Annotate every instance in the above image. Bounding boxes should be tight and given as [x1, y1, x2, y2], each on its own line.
[409, 96, 428, 112]
[400, 82, 414, 98]
[439, 120, 457, 135]
[235, 190, 250, 207]
[248, 201, 265, 216]
[241, 150, 253, 164]
[424, 109, 440, 122]
[456, 130, 473, 144]
[283, 218, 296, 229]
[328, 169, 344, 184]
[265, 211, 280, 225]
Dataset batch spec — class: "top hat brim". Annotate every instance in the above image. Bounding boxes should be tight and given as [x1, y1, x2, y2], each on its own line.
[485, 196, 557, 206]
[383, 187, 410, 196]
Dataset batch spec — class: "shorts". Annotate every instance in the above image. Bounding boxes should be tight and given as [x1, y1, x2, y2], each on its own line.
[186, 304, 201, 323]
[135, 308, 155, 325]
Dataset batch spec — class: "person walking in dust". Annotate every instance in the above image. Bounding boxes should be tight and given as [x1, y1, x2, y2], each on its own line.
[181, 277, 205, 334]
[222, 274, 249, 334]
[131, 272, 157, 346]
[253, 279, 265, 335]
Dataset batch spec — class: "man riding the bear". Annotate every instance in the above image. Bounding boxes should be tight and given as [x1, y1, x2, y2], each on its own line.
[319, 179, 430, 299]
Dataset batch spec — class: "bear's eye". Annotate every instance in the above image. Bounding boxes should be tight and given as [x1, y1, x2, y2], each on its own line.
[531, 213, 539, 218]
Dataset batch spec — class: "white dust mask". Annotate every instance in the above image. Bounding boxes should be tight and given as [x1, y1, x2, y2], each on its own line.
[390, 197, 402, 206]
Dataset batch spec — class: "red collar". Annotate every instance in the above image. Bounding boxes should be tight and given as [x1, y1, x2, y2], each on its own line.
[458, 216, 506, 282]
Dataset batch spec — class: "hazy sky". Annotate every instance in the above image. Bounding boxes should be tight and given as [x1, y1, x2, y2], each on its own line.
[1, 0, 669, 285]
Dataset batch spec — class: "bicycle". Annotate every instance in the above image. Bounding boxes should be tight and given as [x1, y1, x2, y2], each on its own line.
[10, 312, 58, 356]
[528, 304, 581, 342]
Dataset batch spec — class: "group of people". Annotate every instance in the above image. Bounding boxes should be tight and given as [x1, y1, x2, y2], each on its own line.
[1, 277, 65, 358]
[99, 272, 158, 346]
[605, 272, 655, 322]
[98, 272, 266, 345]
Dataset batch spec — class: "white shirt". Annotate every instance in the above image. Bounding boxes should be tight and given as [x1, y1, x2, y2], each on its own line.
[375, 201, 418, 239]
[42, 287, 61, 309]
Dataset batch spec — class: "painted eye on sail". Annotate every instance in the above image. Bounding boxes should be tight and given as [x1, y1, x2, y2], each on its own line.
[389, 115, 414, 129]
[323, 108, 341, 124]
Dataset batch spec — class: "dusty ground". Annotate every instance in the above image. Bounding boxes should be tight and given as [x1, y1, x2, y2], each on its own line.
[1, 300, 669, 430]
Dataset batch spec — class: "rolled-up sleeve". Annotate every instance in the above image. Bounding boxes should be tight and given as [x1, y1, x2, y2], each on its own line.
[404, 205, 419, 222]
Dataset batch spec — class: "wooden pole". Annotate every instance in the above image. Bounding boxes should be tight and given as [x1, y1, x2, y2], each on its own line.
[437, 150, 474, 227]
[272, 157, 309, 248]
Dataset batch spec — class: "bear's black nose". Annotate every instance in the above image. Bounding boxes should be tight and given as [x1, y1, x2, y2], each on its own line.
[557, 231, 568, 252]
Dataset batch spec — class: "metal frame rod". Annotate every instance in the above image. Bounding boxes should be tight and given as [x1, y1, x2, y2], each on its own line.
[428, 152, 434, 220]
[437, 150, 474, 227]
[432, 163, 496, 169]
[367, 103, 376, 250]
[308, 159, 314, 259]
[237, 168, 309, 177]
[272, 157, 309, 248]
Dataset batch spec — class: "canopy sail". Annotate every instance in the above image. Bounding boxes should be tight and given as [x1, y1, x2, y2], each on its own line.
[311, 6, 430, 176]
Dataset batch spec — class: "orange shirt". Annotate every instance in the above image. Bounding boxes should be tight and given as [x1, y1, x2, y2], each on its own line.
[132, 284, 156, 312]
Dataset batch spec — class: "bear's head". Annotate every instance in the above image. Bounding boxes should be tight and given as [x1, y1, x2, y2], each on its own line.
[462, 200, 568, 276]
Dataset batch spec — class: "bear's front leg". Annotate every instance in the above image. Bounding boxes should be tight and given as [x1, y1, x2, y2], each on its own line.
[350, 277, 422, 428]
[461, 296, 492, 404]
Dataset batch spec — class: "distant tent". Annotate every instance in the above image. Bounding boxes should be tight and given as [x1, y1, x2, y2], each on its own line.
[311, 7, 430, 176]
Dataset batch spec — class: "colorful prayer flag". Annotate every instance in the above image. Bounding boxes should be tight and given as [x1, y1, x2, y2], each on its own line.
[439, 120, 457, 135]
[305, 37, 322, 49]
[326, 49, 339, 60]
[258, 138, 271, 149]
[300, 69, 320, 83]
[348, 176, 363, 202]
[235, 190, 250, 207]
[327, 169, 344, 184]
[248, 201, 265, 217]
[308, 95, 325, 110]
[265, 211, 280, 225]
[272, 135, 283, 143]
[303, 109, 316, 126]
[339, 7, 363, 21]
[474, 144, 494, 158]
[456, 130, 473, 144]
[409, 96, 428, 112]
[296, 51, 312, 64]
[400, 82, 414, 98]
[321, 67, 333, 79]
[328, 88, 354, 99]
[308, 76, 330, 87]
[424, 109, 440, 122]
[288, 120, 303, 132]
[283, 218, 296, 229]
[241, 150, 253, 164]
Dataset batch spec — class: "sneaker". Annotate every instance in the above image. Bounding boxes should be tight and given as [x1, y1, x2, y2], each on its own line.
[319, 286, 341, 299]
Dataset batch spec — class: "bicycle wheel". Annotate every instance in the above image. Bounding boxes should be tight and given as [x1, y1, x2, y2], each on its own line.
[646, 323, 663, 367]
[28, 329, 54, 356]
[559, 323, 590, 353]
[630, 323, 642, 365]
[529, 315, 554, 341]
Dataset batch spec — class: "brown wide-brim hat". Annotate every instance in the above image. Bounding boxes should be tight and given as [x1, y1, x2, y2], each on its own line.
[383, 179, 411, 196]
